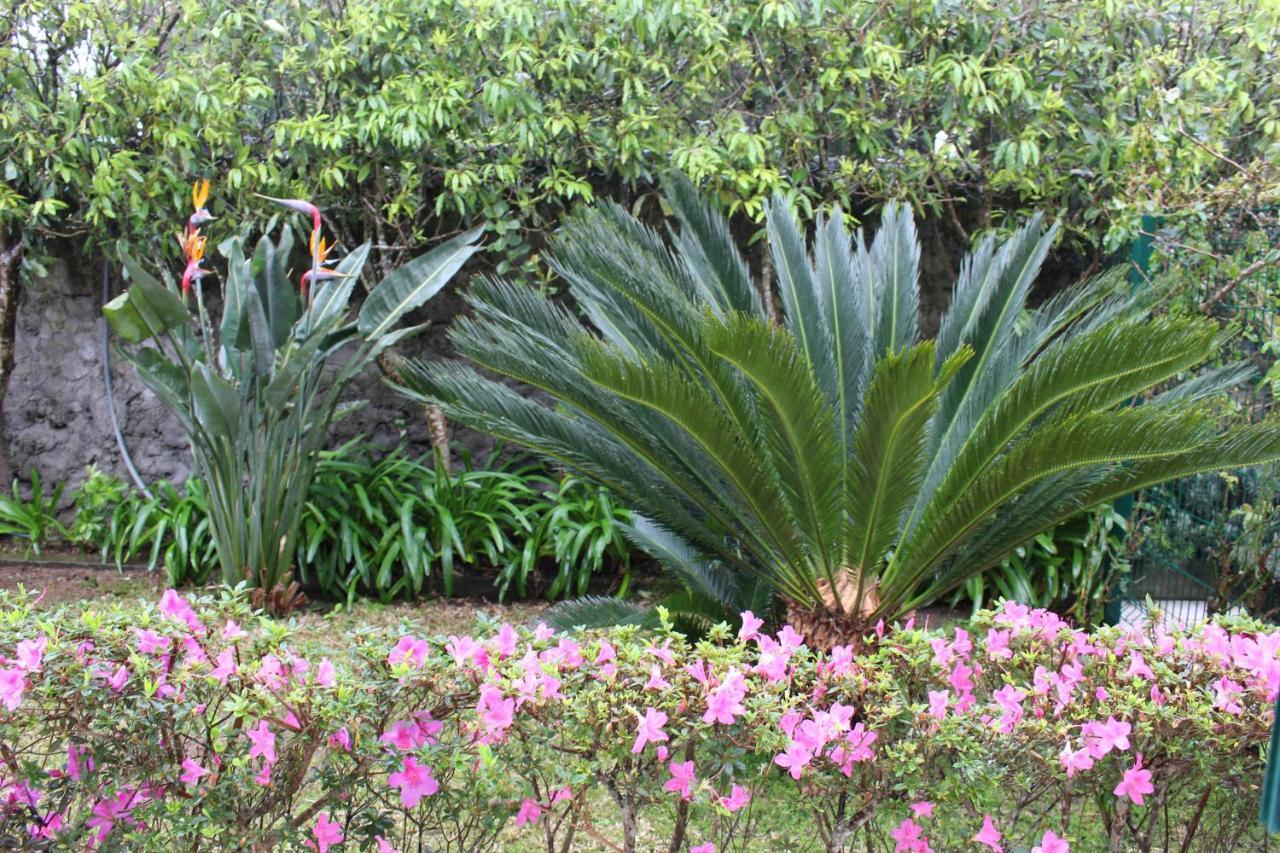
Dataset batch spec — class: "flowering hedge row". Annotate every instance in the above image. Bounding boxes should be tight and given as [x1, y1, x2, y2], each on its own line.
[0, 590, 1273, 850]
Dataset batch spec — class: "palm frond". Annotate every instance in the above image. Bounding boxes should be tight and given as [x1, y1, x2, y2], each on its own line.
[665, 172, 759, 317]
[868, 202, 920, 356]
[847, 343, 966, 578]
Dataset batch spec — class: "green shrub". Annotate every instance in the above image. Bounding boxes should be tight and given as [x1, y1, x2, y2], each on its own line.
[4, 0, 1276, 274]
[958, 502, 1130, 626]
[0, 470, 65, 555]
[298, 442, 631, 602]
[0, 590, 1271, 849]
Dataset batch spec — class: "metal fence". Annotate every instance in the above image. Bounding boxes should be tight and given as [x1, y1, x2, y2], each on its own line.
[1123, 208, 1280, 626]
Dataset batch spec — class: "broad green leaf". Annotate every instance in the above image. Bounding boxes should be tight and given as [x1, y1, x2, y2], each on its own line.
[358, 227, 482, 339]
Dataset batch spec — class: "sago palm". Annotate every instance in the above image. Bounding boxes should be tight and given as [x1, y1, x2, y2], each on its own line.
[397, 175, 1280, 644]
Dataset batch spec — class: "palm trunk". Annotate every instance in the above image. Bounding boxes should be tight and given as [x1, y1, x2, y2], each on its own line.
[0, 230, 23, 489]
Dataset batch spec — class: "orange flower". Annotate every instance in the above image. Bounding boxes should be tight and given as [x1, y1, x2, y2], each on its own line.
[309, 230, 335, 266]
[191, 179, 211, 211]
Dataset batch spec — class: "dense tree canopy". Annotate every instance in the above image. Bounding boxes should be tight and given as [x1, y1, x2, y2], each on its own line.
[2, 0, 1277, 277]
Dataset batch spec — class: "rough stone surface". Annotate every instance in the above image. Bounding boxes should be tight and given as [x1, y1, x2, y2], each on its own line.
[2, 256, 498, 500]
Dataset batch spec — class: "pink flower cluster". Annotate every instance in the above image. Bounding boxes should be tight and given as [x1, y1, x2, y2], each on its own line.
[0, 591, 1275, 850]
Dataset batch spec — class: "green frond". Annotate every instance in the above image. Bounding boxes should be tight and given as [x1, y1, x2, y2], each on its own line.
[868, 202, 920, 356]
[622, 515, 744, 607]
[705, 312, 845, 593]
[884, 404, 1224, 601]
[664, 172, 760, 317]
[812, 207, 874, 449]
[847, 343, 967, 579]
[540, 596, 658, 631]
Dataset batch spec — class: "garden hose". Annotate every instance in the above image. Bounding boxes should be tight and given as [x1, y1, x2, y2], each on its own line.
[101, 256, 150, 497]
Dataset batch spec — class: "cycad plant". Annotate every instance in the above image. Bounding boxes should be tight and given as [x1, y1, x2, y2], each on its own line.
[106, 182, 480, 604]
[397, 175, 1280, 644]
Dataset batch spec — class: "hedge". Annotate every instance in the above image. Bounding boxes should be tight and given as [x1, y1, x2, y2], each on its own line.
[0, 590, 1271, 849]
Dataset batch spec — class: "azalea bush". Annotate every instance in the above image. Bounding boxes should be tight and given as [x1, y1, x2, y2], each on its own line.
[0, 591, 1274, 850]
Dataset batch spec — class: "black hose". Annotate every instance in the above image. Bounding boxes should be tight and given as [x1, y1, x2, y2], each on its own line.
[101, 257, 150, 496]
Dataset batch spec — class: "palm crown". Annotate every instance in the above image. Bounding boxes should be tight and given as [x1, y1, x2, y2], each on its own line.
[398, 176, 1280, 642]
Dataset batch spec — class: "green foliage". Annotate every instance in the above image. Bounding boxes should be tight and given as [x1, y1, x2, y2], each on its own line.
[957, 503, 1129, 626]
[3, 0, 1277, 278]
[0, 470, 65, 554]
[67, 465, 128, 546]
[399, 177, 1280, 633]
[104, 193, 480, 595]
[298, 441, 632, 603]
[92, 479, 216, 587]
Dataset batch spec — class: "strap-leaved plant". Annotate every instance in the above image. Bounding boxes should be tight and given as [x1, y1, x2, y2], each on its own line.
[105, 183, 480, 603]
[397, 175, 1280, 644]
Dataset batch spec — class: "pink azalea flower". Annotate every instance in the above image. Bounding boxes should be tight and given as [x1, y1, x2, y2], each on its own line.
[777, 625, 806, 652]
[135, 629, 170, 655]
[66, 744, 93, 781]
[375, 837, 399, 853]
[533, 622, 555, 643]
[381, 719, 427, 752]
[594, 639, 616, 665]
[739, 611, 764, 642]
[1082, 716, 1130, 758]
[1213, 676, 1244, 714]
[492, 624, 519, 658]
[1126, 652, 1154, 680]
[106, 664, 128, 693]
[247, 719, 276, 765]
[1059, 743, 1094, 777]
[773, 742, 813, 780]
[388, 756, 439, 808]
[29, 810, 63, 840]
[719, 784, 751, 812]
[664, 760, 696, 799]
[702, 670, 747, 725]
[314, 659, 336, 688]
[949, 662, 974, 694]
[985, 628, 1012, 660]
[1032, 830, 1069, 853]
[911, 801, 934, 819]
[221, 619, 248, 640]
[691, 845, 715, 853]
[646, 640, 676, 666]
[388, 635, 429, 668]
[329, 727, 352, 751]
[974, 815, 1003, 851]
[514, 797, 542, 827]
[645, 664, 671, 691]
[15, 636, 47, 671]
[159, 589, 202, 632]
[211, 648, 237, 684]
[1113, 754, 1154, 806]
[0, 667, 25, 710]
[179, 758, 208, 787]
[632, 707, 669, 753]
[927, 690, 949, 720]
[310, 811, 343, 853]
[891, 818, 929, 852]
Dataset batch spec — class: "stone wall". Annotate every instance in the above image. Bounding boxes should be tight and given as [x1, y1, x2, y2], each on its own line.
[3, 255, 492, 497]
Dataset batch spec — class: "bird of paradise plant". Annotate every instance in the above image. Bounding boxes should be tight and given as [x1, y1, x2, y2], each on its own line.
[105, 181, 482, 606]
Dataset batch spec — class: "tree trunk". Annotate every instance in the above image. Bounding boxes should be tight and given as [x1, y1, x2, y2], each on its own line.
[0, 230, 22, 489]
